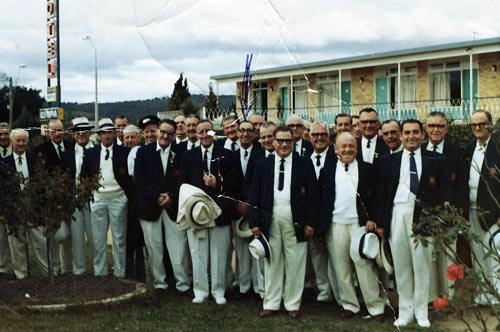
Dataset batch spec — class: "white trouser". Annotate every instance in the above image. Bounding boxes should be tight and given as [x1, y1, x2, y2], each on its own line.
[71, 204, 94, 275]
[308, 237, 336, 302]
[233, 228, 264, 296]
[390, 202, 433, 322]
[187, 225, 231, 300]
[90, 193, 128, 278]
[8, 225, 49, 279]
[469, 208, 500, 302]
[263, 202, 307, 311]
[326, 222, 385, 315]
[0, 223, 11, 273]
[141, 210, 191, 291]
[429, 239, 456, 299]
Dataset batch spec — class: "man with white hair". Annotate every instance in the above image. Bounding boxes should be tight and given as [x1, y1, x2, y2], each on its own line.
[286, 115, 313, 158]
[2, 129, 49, 279]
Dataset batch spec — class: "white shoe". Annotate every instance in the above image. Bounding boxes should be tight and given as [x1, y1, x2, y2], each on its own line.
[214, 296, 227, 305]
[192, 297, 207, 304]
[393, 318, 413, 327]
[417, 319, 431, 328]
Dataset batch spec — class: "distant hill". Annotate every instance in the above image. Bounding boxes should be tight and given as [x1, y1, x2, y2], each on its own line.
[62, 94, 236, 122]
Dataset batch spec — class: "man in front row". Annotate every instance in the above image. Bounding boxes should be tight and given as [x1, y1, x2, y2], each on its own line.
[317, 132, 385, 320]
[377, 120, 450, 328]
[135, 119, 191, 297]
[249, 125, 317, 319]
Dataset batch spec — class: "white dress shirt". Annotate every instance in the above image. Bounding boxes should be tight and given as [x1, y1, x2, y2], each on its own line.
[310, 147, 329, 180]
[469, 137, 490, 208]
[394, 148, 422, 204]
[332, 159, 359, 224]
[273, 153, 292, 202]
[187, 140, 200, 151]
[223, 138, 240, 151]
[425, 140, 444, 154]
[14, 152, 29, 180]
[361, 136, 376, 163]
[240, 145, 253, 177]
[201, 144, 214, 174]
[157, 142, 172, 175]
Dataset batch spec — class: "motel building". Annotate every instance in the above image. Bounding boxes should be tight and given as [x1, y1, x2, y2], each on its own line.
[209, 37, 500, 125]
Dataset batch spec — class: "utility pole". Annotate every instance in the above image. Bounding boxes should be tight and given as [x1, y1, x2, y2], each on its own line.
[8, 77, 13, 126]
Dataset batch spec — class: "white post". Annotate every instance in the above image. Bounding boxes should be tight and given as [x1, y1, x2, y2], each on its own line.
[338, 69, 342, 113]
[469, 50, 473, 117]
[83, 36, 99, 129]
[398, 62, 401, 121]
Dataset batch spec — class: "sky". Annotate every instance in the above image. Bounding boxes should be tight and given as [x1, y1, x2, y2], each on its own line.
[1, 0, 499, 103]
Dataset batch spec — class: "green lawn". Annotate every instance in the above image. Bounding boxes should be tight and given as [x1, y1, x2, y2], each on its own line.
[0, 290, 449, 332]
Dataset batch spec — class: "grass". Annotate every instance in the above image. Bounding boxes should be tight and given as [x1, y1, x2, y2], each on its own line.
[0, 290, 449, 332]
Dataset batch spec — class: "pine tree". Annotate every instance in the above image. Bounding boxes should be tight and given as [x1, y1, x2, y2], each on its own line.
[203, 82, 218, 109]
[168, 73, 191, 111]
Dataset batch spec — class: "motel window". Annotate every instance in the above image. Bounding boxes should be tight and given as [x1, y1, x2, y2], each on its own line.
[252, 82, 268, 112]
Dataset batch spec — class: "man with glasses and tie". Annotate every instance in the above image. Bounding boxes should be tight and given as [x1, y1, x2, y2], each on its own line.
[378, 119, 450, 328]
[357, 108, 389, 164]
[61, 117, 95, 275]
[249, 125, 317, 319]
[180, 119, 242, 305]
[286, 115, 313, 158]
[34, 119, 75, 274]
[2, 129, 49, 279]
[81, 118, 133, 278]
[422, 111, 459, 301]
[459, 110, 500, 304]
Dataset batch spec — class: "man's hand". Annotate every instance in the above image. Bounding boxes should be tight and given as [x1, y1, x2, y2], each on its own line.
[251, 226, 261, 237]
[237, 202, 248, 216]
[376, 227, 384, 239]
[158, 193, 172, 208]
[497, 217, 500, 228]
[365, 220, 377, 232]
[203, 174, 216, 189]
[304, 226, 314, 241]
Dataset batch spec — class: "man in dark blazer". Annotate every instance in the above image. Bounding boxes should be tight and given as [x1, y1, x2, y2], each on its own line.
[248, 125, 318, 319]
[377, 119, 450, 328]
[458, 110, 500, 304]
[356, 108, 389, 164]
[287, 115, 313, 158]
[423, 111, 460, 300]
[307, 122, 339, 304]
[231, 120, 265, 299]
[219, 114, 240, 151]
[3, 129, 49, 279]
[81, 118, 133, 278]
[0, 122, 12, 278]
[317, 131, 385, 320]
[61, 117, 95, 275]
[34, 119, 75, 274]
[135, 119, 191, 296]
[180, 119, 243, 305]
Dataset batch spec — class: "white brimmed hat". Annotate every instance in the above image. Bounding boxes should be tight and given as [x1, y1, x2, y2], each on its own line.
[249, 234, 270, 260]
[484, 224, 500, 254]
[177, 183, 220, 230]
[70, 117, 94, 132]
[233, 217, 253, 238]
[54, 221, 70, 243]
[98, 118, 116, 131]
[380, 238, 394, 275]
[350, 227, 380, 263]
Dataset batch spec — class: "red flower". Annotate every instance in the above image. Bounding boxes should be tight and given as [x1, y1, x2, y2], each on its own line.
[433, 296, 448, 311]
[446, 264, 464, 281]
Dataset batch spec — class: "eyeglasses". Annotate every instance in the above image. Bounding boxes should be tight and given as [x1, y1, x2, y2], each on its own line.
[427, 124, 446, 129]
[287, 124, 304, 129]
[359, 120, 378, 124]
[239, 128, 254, 133]
[310, 133, 329, 138]
[275, 138, 293, 145]
[470, 122, 488, 128]
[159, 130, 175, 136]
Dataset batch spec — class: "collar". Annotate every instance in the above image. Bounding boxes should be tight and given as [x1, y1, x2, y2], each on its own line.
[101, 143, 114, 150]
[275, 152, 293, 163]
[475, 136, 491, 151]
[392, 144, 404, 154]
[403, 147, 421, 156]
[201, 143, 214, 155]
[361, 136, 376, 145]
[51, 140, 63, 150]
[311, 146, 329, 160]
[426, 140, 444, 152]
[265, 150, 274, 157]
[240, 144, 253, 156]
[14, 151, 27, 159]
[156, 141, 171, 152]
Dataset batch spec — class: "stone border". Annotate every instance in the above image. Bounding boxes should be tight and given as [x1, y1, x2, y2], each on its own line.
[23, 281, 148, 312]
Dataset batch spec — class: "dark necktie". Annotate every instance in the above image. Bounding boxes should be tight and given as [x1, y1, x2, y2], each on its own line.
[293, 143, 297, 153]
[231, 141, 236, 151]
[432, 145, 437, 152]
[244, 150, 248, 159]
[203, 149, 209, 174]
[105, 148, 110, 161]
[278, 159, 285, 191]
[366, 140, 371, 149]
[315, 155, 321, 167]
[409, 152, 418, 195]
[2, 147, 7, 157]
[18, 156, 22, 166]
[345, 163, 349, 172]
[57, 144, 63, 159]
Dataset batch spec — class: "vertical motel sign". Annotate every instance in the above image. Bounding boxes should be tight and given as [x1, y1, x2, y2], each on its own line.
[46, 0, 61, 110]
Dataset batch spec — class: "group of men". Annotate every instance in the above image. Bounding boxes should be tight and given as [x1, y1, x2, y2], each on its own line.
[0, 107, 498, 328]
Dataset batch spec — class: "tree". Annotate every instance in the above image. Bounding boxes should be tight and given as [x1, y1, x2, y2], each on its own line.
[168, 73, 191, 111]
[0, 84, 45, 126]
[203, 82, 218, 109]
